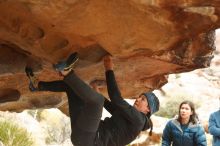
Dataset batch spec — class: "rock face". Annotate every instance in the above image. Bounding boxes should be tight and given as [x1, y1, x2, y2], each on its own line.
[0, 0, 219, 114]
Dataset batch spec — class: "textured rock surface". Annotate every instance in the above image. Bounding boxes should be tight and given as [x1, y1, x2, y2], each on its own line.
[0, 0, 219, 114]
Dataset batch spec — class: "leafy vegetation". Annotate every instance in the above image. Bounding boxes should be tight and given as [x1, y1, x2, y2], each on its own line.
[27, 109, 71, 145]
[155, 94, 201, 118]
[0, 120, 34, 146]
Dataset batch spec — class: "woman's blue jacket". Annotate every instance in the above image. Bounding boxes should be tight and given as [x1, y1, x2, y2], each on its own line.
[162, 117, 207, 146]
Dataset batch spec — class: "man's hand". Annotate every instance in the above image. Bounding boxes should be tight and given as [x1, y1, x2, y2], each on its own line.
[90, 79, 106, 93]
[90, 82, 100, 92]
[103, 55, 113, 71]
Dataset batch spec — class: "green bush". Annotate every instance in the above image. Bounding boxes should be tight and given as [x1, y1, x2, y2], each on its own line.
[0, 120, 34, 146]
[27, 109, 44, 122]
[155, 95, 200, 118]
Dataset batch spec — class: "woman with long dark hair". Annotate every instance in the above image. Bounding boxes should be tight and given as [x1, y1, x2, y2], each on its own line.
[162, 100, 207, 146]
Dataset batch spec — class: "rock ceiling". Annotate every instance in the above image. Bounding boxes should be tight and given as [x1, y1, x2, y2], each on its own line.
[0, 0, 219, 114]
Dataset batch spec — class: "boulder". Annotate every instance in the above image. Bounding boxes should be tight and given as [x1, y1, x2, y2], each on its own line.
[0, 0, 219, 114]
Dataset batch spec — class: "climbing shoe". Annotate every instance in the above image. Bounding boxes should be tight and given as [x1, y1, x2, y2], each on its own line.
[53, 52, 79, 71]
[25, 66, 38, 92]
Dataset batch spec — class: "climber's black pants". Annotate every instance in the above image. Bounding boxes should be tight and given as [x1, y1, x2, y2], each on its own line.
[38, 71, 104, 146]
